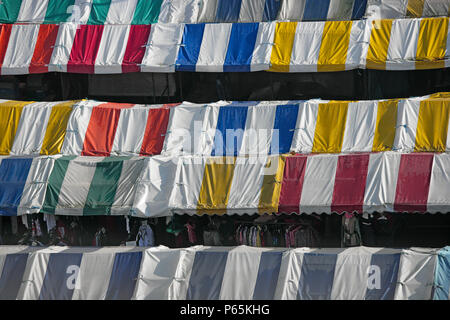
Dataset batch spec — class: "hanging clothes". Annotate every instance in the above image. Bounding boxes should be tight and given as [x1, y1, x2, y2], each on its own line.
[10, 217, 18, 235]
[94, 227, 108, 246]
[125, 216, 130, 234]
[203, 230, 222, 246]
[234, 220, 321, 248]
[43, 214, 56, 233]
[22, 215, 28, 229]
[360, 212, 376, 246]
[185, 221, 197, 244]
[342, 213, 362, 247]
[56, 219, 67, 240]
[136, 223, 155, 247]
[35, 218, 42, 237]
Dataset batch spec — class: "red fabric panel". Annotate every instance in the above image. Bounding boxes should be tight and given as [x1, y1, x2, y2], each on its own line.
[140, 107, 171, 156]
[278, 156, 308, 214]
[394, 153, 434, 213]
[122, 25, 151, 73]
[0, 25, 13, 69]
[81, 103, 134, 156]
[29, 24, 59, 74]
[67, 25, 104, 74]
[331, 154, 370, 214]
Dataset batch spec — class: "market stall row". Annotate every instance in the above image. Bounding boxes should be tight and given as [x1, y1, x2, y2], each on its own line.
[0, 17, 449, 74]
[2, 152, 450, 217]
[0, 0, 445, 25]
[2, 0, 450, 24]
[2, 94, 450, 156]
[0, 245, 448, 300]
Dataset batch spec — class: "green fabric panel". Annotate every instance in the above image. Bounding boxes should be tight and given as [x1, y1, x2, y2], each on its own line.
[44, 0, 75, 23]
[83, 157, 128, 216]
[41, 156, 77, 215]
[0, 0, 23, 23]
[87, 0, 112, 25]
[131, 0, 163, 24]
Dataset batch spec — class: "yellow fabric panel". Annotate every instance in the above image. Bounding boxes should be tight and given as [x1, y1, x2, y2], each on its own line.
[429, 92, 450, 99]
[366, 20, 393, 70]
[416, 17, 449, 70]
[312, 102, 349, 153]
[268, 22, 297, 72]
[40, 101, 78, 155]
[414, 97, 450, 152]
[0, 101, 34, 155]
[372, 100, 399, 152]
[258, 156, 286, 214]
[317, 21, 352, 72]
[197, 157, 236, 215]
[406, 0, 425, 17]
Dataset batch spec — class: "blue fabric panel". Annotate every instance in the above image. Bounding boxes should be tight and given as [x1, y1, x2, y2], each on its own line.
[253, 251, 283, 300]
[228, 101, 260, 106]
[365, 253, 401, 300]
[297, 253, 337, 300]
[105, 251, 142, 300]
[263, 0, 281, 21]
[186, 251, 228, 300]
[433, 247, 450, 300]
[216, 0, 242, 23]
[352, 0, 368, 19]
[303, 0, 331, 21]
[0, 253, 29, 300]
[39, 253, 83, 300]
[224, 23, 259, 72]
[287, 100, 306, 105]
[175, 24, 205, 72]
[0, 158, 33, 216]
[270, 104, 299, 154]
[211, 107, 248, 156]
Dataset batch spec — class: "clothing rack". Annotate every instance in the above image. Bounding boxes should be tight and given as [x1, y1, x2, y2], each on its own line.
[233, 220, 311, 226]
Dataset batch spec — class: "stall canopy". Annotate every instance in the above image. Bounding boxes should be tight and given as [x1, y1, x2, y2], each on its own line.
[1, 0, 449, 24]
[0, 155, 176, 217]
[169, 152, 450, 215]
[0, 17, 449, 74]
[366, 0, 450, 19]
[2, 94, 450, 157]
[2, 152, 450, 216]
[0, 245, 445, 300]
[2, 94, 450, 216]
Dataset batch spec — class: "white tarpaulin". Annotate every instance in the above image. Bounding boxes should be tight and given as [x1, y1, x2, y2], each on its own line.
[0, 18, 450, 74]
[0, 245, 442, 300]
[5, 94, 450, 158]
[3, 0, 449, 25]
[5, 152, 450, 217]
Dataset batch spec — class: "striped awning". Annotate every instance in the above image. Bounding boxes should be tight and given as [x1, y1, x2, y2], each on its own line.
[367, 0, 450, 19]
[1, 0, 449, 25]
[0, 245, 444, 300]
[169, 152, 450, 215]
[0, 155, 178, 217]
[2, 94, 450, 157]
[0, 0, 371, 25]
[0, 18, 449, 74]
[3, 152, 450, 216]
